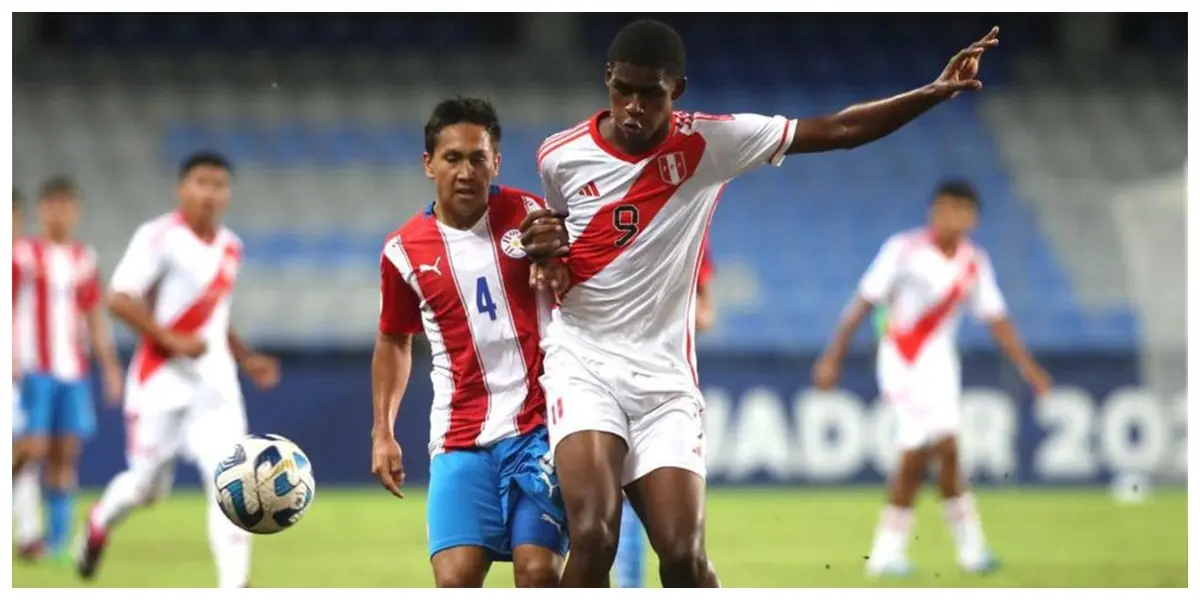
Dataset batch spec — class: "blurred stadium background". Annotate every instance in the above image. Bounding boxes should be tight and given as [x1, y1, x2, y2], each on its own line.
[12, 12, 1186, 587]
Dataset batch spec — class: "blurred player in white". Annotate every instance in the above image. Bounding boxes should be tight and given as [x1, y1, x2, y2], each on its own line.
[519, 19, 1002, 586]
[75, 152, 280, 588]
[12, 178, 123, 562]
[370, 98, 567, 587]
[813, 180, 1051, 577]
[12, 189, 46, 560]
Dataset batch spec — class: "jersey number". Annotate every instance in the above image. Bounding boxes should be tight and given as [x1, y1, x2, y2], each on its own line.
[475, 276, 498, 321]
[613, 205, 640, 248]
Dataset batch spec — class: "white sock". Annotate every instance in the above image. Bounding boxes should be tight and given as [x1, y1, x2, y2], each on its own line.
[13, 464, 44, 544]
[204, 479, 251, 587]
[944, 492, 989, 567]
[868, 504, 914, 568]
[91, 470, 146, 531]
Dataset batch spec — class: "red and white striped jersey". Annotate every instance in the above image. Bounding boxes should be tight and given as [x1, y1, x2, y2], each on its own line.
[379, 185, 549, 456]
[537, 110, 795, 387]
[109, 212, 243, 407]
[859, 228, 1007, 369]
[12, 238, 103, 380]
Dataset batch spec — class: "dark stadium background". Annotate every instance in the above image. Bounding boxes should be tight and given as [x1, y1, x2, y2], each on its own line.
[11, 12, 1187, 588]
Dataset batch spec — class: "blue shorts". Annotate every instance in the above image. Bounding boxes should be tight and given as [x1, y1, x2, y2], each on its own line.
[427, 426, 569, 561]
[19, 373, 95, 439]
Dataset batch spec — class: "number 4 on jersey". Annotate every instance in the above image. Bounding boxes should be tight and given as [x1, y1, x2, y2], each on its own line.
[475, 276, 498, 321]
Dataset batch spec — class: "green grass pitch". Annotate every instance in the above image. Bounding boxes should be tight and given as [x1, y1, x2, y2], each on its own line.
[12, 487, 1187, 587]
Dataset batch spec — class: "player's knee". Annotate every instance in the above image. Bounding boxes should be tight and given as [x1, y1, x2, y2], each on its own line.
[656, 532, 707, 577]
[513, 556, 561, 588]
[569, 516, 619, 561]
[433, 567, 486, 588]
[18, 437, 50, 463]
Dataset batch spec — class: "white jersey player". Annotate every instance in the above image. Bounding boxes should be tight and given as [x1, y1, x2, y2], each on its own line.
[76, 153, 280, 588]
[814, 181, 1051, 577]
[518, 19, 1004, 587]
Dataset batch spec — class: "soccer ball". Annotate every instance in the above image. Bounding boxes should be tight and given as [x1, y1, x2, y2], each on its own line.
[213, 434, 315, 534]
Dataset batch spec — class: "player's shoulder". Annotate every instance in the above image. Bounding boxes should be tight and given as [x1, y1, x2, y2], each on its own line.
[675, 110, 737, 134]
[490, 185, 545, 212]
[383, 207, 437, 252]
[536, 114, 595, 173]
[132, 212, 185, 245]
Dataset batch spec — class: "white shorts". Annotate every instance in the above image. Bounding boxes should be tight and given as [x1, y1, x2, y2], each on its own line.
[877, 344, 962, 451]
[541, 344, 706, 486]
[124, 381, 247, 488]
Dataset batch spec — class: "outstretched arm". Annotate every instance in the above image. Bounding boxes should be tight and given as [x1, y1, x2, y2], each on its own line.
[988, 318, 1052, 397]
[787, 27, 999, 154]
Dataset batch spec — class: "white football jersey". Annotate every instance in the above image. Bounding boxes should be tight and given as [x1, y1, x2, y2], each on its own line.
[12, 238, 103, 380]
[538, 110, 796, 386]
[109, 212, 243, 407]
[379, 186, 550, 456]
[859, 228, 1007, 374]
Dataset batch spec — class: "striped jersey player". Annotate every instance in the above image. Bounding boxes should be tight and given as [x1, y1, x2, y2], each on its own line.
[370, 98, 566, 589]
[11, 178, 122, 561]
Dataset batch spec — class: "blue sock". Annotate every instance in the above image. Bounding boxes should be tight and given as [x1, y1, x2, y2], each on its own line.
[45, 487, 74, 555]
[615, 499, 645, 588]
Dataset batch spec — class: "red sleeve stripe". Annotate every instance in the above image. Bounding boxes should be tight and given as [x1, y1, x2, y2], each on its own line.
[536, 124, 590, 172]
[768, 118, 795, 165]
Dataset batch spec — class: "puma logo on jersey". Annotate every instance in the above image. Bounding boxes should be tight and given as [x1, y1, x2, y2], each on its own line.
[418, 257, 442, 276]
[540, 513, 564, 536]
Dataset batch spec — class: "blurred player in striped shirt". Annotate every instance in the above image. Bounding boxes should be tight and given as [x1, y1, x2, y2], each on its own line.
[614, 239, 715, 588]
[12, 177, 123, 561]
[13, 189, 46, 561]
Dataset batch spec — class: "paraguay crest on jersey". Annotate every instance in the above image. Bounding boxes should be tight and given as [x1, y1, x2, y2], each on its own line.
[500, 229, 526, 259]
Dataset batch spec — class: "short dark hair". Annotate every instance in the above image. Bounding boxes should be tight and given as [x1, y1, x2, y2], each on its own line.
[179, 151, 233, 180]
[39, 175, 78, 199]
[424, 97, 503, 155]
[933, 179, 980, 208]
[607, 19, 686, 77]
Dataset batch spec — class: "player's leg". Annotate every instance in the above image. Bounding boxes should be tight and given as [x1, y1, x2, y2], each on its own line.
[932, 428, 996, 572]
[426, 449, 506, 587]
[554, 430, 628, 587]
[13, 462, 45, 560]
[623, 396, 718, 588]
[184, 397, 252, 588]
[613, 497, 646, 587]
[78, 405, 184, 580]
[866, 390, 932, 577]
[44, 379, 96, 559]
[498, 427, 568, 587]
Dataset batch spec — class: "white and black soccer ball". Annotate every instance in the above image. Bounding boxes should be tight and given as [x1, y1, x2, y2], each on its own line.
[214, 434, 315, 534]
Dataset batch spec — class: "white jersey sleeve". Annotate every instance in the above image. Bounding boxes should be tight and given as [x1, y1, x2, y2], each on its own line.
[969, 250, 1007, 321]
[110, 222, 167, 298]
[858, 234, 906, 304]
[699, 113, 797, 181]
[538, 159, 568, 215]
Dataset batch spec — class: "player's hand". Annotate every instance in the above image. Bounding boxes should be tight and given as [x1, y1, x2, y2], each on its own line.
[241, 353, 281, 390]
[530, 260, 571, 300]
[812, 354, 841, 390]
[160, 331, 207, 359]
[102, 363, 124, 406]
[519, 209, 569, 262]
[1022, 363, 1053, 399]
[932, 26, 999, 100]
[370, 435, 405, 499]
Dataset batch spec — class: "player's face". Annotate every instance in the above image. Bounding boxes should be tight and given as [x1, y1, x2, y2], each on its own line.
[423, 123, 499, 215]
[178, 165, 232, 224]
[37, 193, 80, 240]
[605, 62, 686, 151]
[929, 194, 978, 240]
